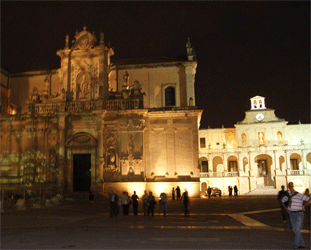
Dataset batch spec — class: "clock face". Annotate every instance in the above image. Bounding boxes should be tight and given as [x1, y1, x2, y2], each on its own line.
[256, 113, 264, 121]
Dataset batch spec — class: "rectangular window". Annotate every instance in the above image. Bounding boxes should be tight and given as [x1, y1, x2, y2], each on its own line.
[200, 138, 206, 148]
[290, 159, 298, 170]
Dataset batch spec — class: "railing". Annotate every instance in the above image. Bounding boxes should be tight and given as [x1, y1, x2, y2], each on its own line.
[67, 101, 102, 112]
[29, 103, 66, 114]
[104, 99, 141, 110]
[290, 170, 306, 175]
[29, 98, 143, 114]
[200, 172, 239, 178]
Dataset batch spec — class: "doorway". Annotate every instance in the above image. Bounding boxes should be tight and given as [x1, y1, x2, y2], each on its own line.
[73, 154, 91, 192]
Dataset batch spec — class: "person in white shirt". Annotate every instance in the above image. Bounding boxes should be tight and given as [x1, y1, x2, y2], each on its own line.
[281, 182, 311, 249]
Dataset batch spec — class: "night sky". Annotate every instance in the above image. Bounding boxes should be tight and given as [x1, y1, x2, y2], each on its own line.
[2, 1, 310, 129]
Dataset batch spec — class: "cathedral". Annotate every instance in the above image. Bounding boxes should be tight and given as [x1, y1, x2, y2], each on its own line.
[0, 27, 202, 198]
[1, 27, 310, 198]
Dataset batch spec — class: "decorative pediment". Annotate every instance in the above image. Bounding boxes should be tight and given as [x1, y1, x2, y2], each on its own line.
[71, 26, 97, 50]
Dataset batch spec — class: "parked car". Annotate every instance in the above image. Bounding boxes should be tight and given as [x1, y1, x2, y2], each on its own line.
[210, 187, 222, 197]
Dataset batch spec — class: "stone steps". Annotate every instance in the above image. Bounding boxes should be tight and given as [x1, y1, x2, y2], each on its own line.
[245, 186, 279, 196]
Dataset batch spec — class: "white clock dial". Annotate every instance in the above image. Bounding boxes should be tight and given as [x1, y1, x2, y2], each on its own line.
[256, 113, 264, 121]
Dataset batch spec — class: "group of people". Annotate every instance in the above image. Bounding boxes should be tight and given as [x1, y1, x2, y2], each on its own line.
[278, 183, 311, 249]
[171, 186, 181, 200]
[228, 185, 238, 196]
[110, 188, 190, 218]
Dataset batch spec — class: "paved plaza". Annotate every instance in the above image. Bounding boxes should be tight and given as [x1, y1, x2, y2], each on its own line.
[1, 195, 310, 249]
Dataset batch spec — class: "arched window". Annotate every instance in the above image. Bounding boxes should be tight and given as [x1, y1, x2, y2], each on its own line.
[165, 87, 175, 106]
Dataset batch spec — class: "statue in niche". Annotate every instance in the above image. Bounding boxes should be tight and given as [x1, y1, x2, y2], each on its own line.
[50, 88, 66, 102]
[123, 71, 129, 86]
[26, 87, 40, 104]
[242, 134, 247, 145]
[41, 76, 50, 101]
[254, 100, 257, 109]
[78, 73, 91, 99]
[106, 147, 118, 172]
[81, 75, 89, 93]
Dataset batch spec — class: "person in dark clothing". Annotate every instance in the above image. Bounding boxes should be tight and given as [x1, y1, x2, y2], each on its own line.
[176, 186, 181, 201]
[207, 186, 212, 199]
[229, 186, 233, 196]
[147, 192, 155, 216]
[277, 185, 289, 222]
[181, 190, 190, 216]
[234, 185, 238, 196]
[110, 191, 118, 218]
[172, 187, 175, 200]
[131, 191, 139, 215]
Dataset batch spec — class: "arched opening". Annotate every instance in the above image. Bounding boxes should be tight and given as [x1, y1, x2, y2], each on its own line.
[201, 182, 207, 192]
[290, 153, 302, 172]
[277, 131, 283, 144]
[227, 155, 238, 176]
[241, 133, 247, 146]
[255, 154, 273, 186]
[213, 156, 223, 175]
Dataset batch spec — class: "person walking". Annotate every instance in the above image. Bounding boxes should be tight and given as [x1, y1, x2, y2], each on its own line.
[131, 191, 139, 216]
[110, 191, 118, 218]
[207, 186, 212, 199]
[304, 188, 310, 224]
[176, 186, 181, 201]
[277, 185, 289, 222]
[142, 191, 149, 216]
[181, 190, 190, 216]
[147, 192, 155, 216]
[172, 187, 175, 200]
[281, 182, 311, 249]
[160, 192, 168, 217]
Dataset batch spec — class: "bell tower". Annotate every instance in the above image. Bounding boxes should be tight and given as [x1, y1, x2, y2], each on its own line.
[251, 96, 266, 110]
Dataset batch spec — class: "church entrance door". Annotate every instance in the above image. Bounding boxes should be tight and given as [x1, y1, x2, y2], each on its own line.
[73, 154, 91, 192]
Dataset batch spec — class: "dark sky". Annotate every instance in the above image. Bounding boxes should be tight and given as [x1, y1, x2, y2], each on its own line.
[1, 1, 310, 129]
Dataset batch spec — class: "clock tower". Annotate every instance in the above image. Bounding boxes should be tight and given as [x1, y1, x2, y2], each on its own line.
[235, 96, 287, 147]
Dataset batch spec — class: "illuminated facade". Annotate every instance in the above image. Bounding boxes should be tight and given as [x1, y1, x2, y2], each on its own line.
[0, 28, 202, 198]
[199, 96, 311, 195]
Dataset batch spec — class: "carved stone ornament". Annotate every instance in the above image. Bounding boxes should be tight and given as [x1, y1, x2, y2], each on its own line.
[74, 135, 90, 143]
[71, 26, 97, 50]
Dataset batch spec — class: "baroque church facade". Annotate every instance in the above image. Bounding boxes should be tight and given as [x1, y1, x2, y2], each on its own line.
[1, 28, 310, 198]
[0, 27, 202, 197]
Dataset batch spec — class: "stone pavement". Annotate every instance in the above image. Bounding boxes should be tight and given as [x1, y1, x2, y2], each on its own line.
[1, 195, 310, 249]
